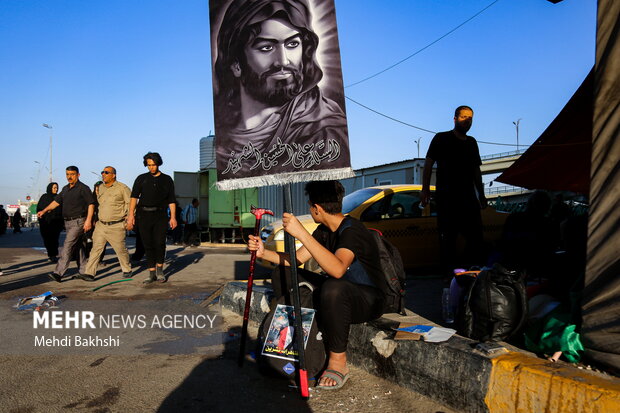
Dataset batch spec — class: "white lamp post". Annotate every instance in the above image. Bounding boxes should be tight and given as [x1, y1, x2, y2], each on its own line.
[512, 119, 522, 152]
[42, 123, 52, 182]
[414, 137, 423, 158]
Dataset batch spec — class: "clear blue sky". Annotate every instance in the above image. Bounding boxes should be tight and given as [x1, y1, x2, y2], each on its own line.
[0, 0, 595, 206]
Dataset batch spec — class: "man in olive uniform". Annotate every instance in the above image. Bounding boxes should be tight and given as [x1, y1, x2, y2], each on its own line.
[83, 166, 132, 279]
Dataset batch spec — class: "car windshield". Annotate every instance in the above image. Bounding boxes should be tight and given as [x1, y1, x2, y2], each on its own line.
[342, 188, 382, 214]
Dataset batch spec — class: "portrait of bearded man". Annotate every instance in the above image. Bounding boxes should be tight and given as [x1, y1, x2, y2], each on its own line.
[211, 0, 351, 188]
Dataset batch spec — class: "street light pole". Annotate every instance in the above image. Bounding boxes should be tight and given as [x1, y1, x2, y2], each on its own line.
[512, 119, 521, 152]
[42, 123, 52, 182]
[414, 137, 423, 158]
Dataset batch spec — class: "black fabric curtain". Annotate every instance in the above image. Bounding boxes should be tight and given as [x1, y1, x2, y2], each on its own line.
[582, 0, 620, 373]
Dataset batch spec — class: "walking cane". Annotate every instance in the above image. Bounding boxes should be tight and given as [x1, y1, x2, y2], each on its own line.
[283, 184, 310, 398]
[238, 205, 273, 367]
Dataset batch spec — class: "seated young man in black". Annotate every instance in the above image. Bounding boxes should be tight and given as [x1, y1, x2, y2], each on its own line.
[248, 180, 385, 390]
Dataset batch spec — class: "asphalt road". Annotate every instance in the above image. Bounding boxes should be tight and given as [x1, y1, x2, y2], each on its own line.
[0, 228, 459, 413]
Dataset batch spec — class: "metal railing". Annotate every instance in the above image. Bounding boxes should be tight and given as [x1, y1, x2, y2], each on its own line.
[484, 185, 531, 195]
[481, 149, 527, 161]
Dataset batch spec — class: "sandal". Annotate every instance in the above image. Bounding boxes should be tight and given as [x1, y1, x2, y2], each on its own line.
[316, 369, 350, 390]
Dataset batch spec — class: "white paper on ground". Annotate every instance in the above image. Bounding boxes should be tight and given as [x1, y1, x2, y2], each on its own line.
[395, 325, 457, 343]
[423, 327, 457, 342]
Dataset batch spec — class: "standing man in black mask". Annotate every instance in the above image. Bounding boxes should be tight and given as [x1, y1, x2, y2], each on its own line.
[421, 106, 487, 274]
[127, 152, 177, 283]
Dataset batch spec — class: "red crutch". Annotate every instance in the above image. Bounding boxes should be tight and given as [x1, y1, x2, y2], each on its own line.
[238, 205, 273, 367]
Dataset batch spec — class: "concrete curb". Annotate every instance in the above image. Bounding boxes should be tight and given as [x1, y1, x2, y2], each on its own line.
[221, 281, 620, 413]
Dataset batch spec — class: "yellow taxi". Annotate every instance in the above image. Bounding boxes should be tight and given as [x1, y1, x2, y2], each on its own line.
[259, 185, 508, 270]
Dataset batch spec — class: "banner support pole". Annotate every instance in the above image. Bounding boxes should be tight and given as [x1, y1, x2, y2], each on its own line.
[283, 183, 310, 398]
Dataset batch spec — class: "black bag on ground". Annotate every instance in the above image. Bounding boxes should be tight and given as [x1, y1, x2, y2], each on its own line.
[257, 283, 326, 379]
[456, 263, 528, 342]
[367, 229, 407, 315]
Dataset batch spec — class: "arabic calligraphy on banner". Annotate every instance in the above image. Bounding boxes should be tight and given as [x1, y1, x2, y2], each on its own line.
[222, 138, 341, 175]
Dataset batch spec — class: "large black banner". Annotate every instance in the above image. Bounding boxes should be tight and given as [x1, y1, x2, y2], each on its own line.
[210, 0, 353, 190]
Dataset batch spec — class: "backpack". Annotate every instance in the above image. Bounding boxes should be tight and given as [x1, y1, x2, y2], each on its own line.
[335, 221, 407, 315]
[257, 284, 327, 379]
[455, 263, 528, 342]
[367, 229, 407, 315]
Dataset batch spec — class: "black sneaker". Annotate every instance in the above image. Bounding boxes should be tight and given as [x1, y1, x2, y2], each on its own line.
[122, 271, 133, 278]
[48, 272, 62, 283]
[76, 273, 95, 282]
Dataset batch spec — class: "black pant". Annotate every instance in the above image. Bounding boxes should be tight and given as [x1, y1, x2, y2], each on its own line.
[272, 267, 385, 353]
[40, 219, 63, 258]
[137, 210, 168, 268]
[437, 204, 484, 274]
[183, 223, 198, 245]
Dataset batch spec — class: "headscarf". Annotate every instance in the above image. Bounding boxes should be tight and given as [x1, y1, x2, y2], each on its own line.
[45, 182, 57, 195]
[37, 182, 62, 220]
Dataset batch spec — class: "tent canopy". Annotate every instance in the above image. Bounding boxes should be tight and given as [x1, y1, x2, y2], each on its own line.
[496, 69, 593, 195]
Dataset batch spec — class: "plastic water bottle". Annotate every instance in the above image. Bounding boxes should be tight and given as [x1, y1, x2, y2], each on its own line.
[442, 288, 454, 324]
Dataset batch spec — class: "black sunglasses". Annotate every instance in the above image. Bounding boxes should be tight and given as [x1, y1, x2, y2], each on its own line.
[101, 171, 112, 175]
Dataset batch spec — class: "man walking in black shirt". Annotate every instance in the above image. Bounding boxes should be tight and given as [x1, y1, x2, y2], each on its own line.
[421, 105, 487, 274]
[37, 166, 95, 282]
[127, 152, 177, 283]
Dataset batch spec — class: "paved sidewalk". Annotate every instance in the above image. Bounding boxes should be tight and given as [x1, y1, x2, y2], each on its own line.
[0, 229, 458, 413]
[221, 280, 620, 413]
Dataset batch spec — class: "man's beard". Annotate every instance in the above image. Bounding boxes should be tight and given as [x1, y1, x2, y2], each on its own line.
[240, 64, 303, 107]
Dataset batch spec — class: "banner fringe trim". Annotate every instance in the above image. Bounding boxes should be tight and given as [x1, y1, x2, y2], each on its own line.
[215, 168, 355, 191]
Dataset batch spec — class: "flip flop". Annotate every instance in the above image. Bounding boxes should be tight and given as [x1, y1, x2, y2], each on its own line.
[316, 369, 349, 390]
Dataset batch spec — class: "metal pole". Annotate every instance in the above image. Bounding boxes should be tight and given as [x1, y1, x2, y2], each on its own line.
[283, 184, 309, 398]
[513, 119, 521, 152]
[42, 124, 53, 182]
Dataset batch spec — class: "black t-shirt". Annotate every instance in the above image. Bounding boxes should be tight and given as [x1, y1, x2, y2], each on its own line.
[426, 130, 482, 203]
[130, 172, 176, 208]
[54, 181, 95, 218]
[312, 217, 382, 288]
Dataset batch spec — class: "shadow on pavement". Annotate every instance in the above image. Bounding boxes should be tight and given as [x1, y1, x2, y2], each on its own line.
[165, 252, 204, 280]
[157, 326, 312, 413]
[1, 258, 51, 275]
[0, 272, 52, 294]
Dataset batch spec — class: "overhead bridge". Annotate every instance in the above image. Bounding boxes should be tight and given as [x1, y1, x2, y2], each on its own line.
[480, 150, 524, 174]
